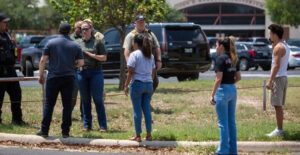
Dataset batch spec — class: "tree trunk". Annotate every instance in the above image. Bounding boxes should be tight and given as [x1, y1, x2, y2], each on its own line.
[118, 28, 127, 90]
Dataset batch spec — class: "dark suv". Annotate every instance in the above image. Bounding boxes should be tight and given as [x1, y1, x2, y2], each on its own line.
[103, 23, 211, 81]
[21, 35, 59, 76]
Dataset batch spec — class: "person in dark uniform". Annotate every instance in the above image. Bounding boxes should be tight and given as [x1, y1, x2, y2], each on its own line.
[0, 13, 25, 125]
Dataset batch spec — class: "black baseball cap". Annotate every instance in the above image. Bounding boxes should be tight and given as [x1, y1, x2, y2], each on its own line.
[0, 13, 10, 22]
[135, 14, 145, 21]
[59, 22, 71, 34]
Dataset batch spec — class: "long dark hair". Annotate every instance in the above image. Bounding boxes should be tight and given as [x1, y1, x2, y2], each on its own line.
[133, 33, 152, 59]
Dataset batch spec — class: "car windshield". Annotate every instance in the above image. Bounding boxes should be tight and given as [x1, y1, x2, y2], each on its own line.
[256, 38, 270, 44]
[166, 27, 205, 42]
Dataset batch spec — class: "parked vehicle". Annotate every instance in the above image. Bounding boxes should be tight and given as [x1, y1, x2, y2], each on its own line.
[286, 39, 300, 47]
[15, 35, 45, 71]
[210, 42, 272, 71]
[288, 46, 300, 70]
[237, 37, 272, 49]
[103, 23, 211, 81]
[21, 35, 59, 76]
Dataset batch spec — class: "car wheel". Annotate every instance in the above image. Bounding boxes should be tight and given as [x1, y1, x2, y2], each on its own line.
[23, 60, 34, 77]
[261, 65, 271, 71]
[188, 73, 199, 81]
[287, 64, 295, 70]
[239, 58, 249, 71]
[177, 75, 188, 82]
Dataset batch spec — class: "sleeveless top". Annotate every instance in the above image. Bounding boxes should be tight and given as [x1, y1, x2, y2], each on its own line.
[272, 41, 290, 77]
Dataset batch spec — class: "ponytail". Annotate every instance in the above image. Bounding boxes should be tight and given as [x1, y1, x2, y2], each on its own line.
[142, 33, 152, 59]
[228, 36, 238, 66]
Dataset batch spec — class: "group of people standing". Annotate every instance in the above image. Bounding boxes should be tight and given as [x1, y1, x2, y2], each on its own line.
[0, 11, 290, 154]
[37, 15, 161, 140]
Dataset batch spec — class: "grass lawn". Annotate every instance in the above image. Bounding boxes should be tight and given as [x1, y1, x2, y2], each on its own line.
[0, 77, 300, 142]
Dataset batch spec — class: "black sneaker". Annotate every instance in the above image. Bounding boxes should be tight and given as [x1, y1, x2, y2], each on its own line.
[62, 133, 69, 138]
[11, 120, 27, 126]
[36, 130, 48, 138]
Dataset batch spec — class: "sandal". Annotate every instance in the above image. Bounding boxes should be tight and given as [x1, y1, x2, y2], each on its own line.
[129, 136, 142, 142]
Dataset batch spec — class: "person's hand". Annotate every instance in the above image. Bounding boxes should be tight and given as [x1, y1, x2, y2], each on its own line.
[266, 80, 273, 90]
[84, 51, 94, 57]
[210, 96, 216, 105]
[124, 86, 129, 96]
[39, 75, 45, 84]
[156, 61, 162, 70]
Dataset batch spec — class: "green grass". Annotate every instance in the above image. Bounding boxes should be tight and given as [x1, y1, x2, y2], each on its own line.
[0, 77, 300, 142]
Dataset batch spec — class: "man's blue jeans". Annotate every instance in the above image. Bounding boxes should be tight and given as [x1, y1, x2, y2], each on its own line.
[214, 84, 237, 155]
[41, 76, 74, 135]
[77, 69, 107, 129]
[130, 80, 153, 135]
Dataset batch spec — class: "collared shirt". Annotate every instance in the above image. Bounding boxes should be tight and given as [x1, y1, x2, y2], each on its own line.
[76, 36, 107, 69]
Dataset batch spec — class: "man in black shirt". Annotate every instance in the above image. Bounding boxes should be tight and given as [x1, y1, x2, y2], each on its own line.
[0, 13, 24, 125]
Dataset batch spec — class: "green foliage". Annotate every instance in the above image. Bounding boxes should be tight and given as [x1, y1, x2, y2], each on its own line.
[0, 0, 62, 30]
[266, 0, 300, 27]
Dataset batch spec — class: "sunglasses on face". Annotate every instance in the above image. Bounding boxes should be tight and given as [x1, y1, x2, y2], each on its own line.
[81, 28, 90, 32]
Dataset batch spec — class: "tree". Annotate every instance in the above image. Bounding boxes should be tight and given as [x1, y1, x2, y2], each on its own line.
[266, 0, 300, 27]
[50, 0, 167, 90]
[0, 0, 62, 30]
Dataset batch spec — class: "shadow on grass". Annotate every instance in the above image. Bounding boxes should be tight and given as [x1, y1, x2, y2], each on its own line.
[155, 88, 202, 94]
[0, 123, 39, 131]
[283, 130, 300, 141]
[154, 133, 177, 141]
[152, 107, 174, 115]
[104, 102, 118, 105]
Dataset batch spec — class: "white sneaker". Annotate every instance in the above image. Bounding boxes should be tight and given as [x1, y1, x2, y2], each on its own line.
[266, 128, 284, 137]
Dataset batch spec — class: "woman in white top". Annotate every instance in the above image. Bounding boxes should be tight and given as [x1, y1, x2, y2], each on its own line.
[124, 33, 156, 142]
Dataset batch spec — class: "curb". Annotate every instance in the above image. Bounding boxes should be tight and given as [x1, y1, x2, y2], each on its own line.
[0, 133, 300, 152]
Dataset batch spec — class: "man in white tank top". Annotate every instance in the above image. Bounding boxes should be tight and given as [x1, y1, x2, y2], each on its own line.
[266, 24, 290, 137]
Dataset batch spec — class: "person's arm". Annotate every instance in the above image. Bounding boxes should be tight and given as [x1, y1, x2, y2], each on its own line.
[124, 67, 134, 96]
[39, 55, 49, 84]
[85, 41, 107, 61]
[155, 48, 162, 70]
[75, 59, 84, 68]
[124, 48, 130, 62]
[210, 72, 223, 105]
[266, 45, 285, 89]
[235, 71, 241, 83]
[84, 51, 107, 62]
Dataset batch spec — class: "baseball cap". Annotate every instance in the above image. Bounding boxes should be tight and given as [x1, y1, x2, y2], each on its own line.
[0, 13, 10, 22]
[59, 22, 71, 34]
[135, 15, 145, 21]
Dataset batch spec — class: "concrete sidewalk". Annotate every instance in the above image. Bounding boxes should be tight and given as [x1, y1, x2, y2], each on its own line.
[0, 133, 300, 152]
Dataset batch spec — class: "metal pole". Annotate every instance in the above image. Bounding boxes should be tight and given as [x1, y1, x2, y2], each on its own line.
[263, 80, 266, 111]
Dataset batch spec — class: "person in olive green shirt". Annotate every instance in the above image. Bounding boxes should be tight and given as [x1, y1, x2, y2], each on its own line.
[76, 21, 108, 131]
[70, 20, 83, 41]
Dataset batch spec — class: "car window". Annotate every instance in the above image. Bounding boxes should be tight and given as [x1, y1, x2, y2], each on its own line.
[30, 37, 44, 44]
[238, 38, 253, 42]
[255, 38, 270, 44]
[166, 27, 205, 42]
[236, 44, 245, 50]
[290, 47, 300, 51]
[38, 36, 56, 48]
[19, 37, 30, 44]
[148, 27, 162, 42]
[104, 29, 120, 44]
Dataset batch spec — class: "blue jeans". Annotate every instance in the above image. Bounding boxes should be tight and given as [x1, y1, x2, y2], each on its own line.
[77, 69, 107, 129]
[130, 80, 153, 135]
[214, 84, 237, 155]
[41, 76, 74, 135]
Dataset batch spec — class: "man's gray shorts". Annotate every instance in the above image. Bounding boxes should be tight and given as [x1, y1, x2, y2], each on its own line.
[270, 76, 288, 106]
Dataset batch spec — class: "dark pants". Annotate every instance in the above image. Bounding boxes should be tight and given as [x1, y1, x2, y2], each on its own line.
[0, 66, 22, 122]
[41, 76, 74, 135]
